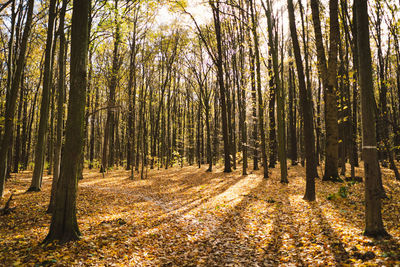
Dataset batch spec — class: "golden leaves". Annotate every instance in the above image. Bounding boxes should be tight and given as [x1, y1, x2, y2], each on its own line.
[0, 165, 399, 266]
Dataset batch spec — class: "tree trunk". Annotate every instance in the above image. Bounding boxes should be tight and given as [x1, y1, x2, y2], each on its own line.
[44, 0, 89, 243]
[355, 0, 389, 238]
[211, 1, 231, 173]
[250, 46, 258, 171]
[268, 55, 277, 168]
[288, 47, 297, 166]
[250, 0, 268, 178]
[29, 0, 57, 191]
[13, 78, 24, 173]
[48, 0, 67, 213]
[288, 0, 317, 200]
[0, 0, 34, 198]
[264, 0, 287, 183]
[310, 0, 340, 181]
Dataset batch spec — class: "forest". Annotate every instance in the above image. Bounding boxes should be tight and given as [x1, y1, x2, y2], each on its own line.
[0, 0, 400, 265]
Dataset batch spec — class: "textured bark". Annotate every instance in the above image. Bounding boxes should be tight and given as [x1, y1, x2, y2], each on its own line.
[238, 4, 247, 176]
[44, 0, 90, 243]
[101, 0, 120, 172]
[249, 46, 259, 171]
[128, 21, 138, 178]
[264, 0, 287, 183]
[48, 0, 67, 213]
[375, 1, 389, 164]
[210, 1, 231, 173]
[13, 79, 24, 173]
[310, 0, 340, 181]
[288, 0, 317, 200]
[29, 0, 57, 191]
[288, 48, 297, 166]
[355, 0, 389, 238]
[268, 54, 277, 168]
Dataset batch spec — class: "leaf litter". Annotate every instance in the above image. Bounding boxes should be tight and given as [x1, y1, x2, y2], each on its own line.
[0, 163, 399, 266]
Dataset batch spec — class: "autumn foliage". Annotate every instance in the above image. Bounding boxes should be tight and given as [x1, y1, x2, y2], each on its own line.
[1, 165, 399, 266]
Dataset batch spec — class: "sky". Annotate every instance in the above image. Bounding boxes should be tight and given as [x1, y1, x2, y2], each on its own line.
[156, 0, 212, 27]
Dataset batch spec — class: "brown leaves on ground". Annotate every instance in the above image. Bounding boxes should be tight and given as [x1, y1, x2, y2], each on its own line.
[0, 163, 399, 266]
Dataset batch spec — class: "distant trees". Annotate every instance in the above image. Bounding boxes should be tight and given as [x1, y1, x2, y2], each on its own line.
[0, 0, 34, 198]
[0, 0, 398, 241]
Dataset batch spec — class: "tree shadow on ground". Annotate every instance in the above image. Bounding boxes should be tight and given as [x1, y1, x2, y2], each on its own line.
[154, 176, 267, 266]
[308, 202, 351, 265]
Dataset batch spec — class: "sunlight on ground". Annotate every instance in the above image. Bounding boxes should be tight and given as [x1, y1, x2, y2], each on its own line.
[0, 164, 399, 266]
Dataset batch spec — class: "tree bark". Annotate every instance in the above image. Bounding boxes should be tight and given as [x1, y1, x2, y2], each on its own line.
[288, 0, 318, 200]
[355, 0, 389, 238]
[29, 0, 57, 191]
[48, 0, 67, 213]
[264, 0, 287, 183]
[310, 0, 340, 181]
[210, 1, 231, 173]
[250, 0, 268, 178]
[44, 0, 90, 243]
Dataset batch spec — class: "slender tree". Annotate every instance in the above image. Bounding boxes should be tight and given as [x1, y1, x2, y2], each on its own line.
[48, 0, 67, 213]
[0, 0, 34, 198]
[263, 0, 287, 183]
[209, 0, 231, 173]
[310, 0, 341, 181]
[288, 0, 318, 200]
[250, 0, 268, 178]
[29, 0, 58, 191]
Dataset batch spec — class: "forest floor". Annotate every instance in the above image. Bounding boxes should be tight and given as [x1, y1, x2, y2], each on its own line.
[0, 163, 400, 266]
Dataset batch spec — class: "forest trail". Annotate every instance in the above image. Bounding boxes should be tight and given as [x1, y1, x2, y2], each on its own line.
[1, 165, 400, 266]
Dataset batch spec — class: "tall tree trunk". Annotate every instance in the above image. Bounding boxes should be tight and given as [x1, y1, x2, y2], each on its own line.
[288, 0, 317, 200]
[0, 0, 34, 198]
[250, 0, 268, 178]
[13, 77, 24, 173]
[288, 47, 297, 166]
[310, 0, 340, 181]
[268, 55, 277, 168]
[355, 0, 389, 238]
[250, 46, 259, 170]
[44, 0, 90, 243]
[20, 84, 28, 170]
[205, 101, 212, 172]
[238, 7, 247, 175]
[264, 0, 287, 183]
[211, 1, 231, 173]
[48, 0, 67, 213]
[29, 0, 57, 191]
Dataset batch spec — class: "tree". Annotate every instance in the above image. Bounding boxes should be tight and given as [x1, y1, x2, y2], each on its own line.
[29, 0, 58, 191]
[310, 0, 341, 181]
[48, 0, 67, 213]
[250, 0, 268, 178]
[44, 0, 90, 243]
[263, 0, 287, 183]
[101, 0, 121, 173]
[287, 0, 318, 200]
[209, 0, 231, 173]
[355, 0, 389, 238]
[0, 0, 34, 198]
